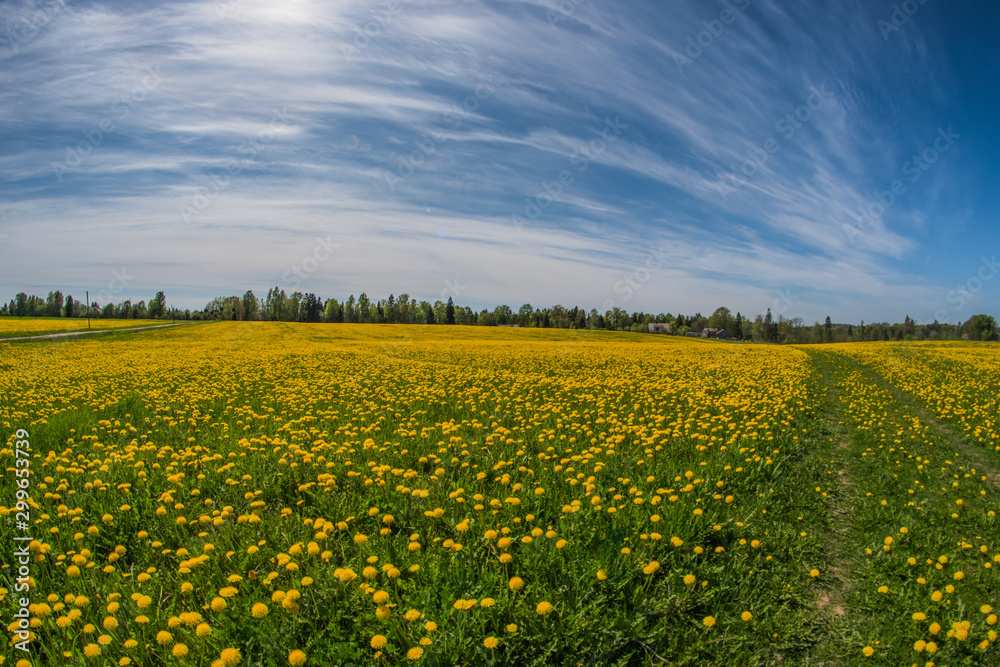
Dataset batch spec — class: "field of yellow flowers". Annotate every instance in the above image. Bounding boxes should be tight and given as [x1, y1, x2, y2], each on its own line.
[1, 324, 997, 666]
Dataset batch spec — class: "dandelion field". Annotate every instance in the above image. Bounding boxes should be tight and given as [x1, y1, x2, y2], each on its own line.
[1, 324, 998, 666]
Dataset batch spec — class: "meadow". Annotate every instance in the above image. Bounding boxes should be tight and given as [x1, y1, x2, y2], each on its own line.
[0, 323, 997, 666]
[0, 319, 173, 339]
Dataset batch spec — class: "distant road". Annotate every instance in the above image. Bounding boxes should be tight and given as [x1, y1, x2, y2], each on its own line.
[0, 322, 189, 342]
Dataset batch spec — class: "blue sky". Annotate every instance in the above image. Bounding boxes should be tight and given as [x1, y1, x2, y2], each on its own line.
[1, 0, 997, 324]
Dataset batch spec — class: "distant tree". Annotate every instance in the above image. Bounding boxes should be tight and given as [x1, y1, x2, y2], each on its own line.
[288, 292, 304, 322]
[396, 294, 410, 323]
[262, 287, 282, 321]
[963, 314, 998, 341]
[475, 309, 493, 326]
[494, 304, 513, 325]
[303, 293, 322, 322]
[709, 306, 734, 333]
[64, 295, 74, 318]
[324, 298, 342, 323]
[356, 293, 370, 323]
[241, 290, 258, 321]
[148, 291, 166, 318]
[344, 295, 356, 323]
[431, 300, 445, 324]
[46, 290, 64, 317]
[518, 303, 533, 327]
[456, 306, 475, 325]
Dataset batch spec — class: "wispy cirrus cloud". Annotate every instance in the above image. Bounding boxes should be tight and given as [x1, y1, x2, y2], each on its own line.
[0, 0, 993, 323]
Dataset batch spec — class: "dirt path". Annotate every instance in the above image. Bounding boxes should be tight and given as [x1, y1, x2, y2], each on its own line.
[0, 322, 189, 342]
[800, 349, 865, 664]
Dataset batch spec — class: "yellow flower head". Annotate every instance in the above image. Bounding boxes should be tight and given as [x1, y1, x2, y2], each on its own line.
[220, 648, 242, 666]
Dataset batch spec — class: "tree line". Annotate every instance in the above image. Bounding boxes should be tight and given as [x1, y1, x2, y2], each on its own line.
[3, 289, 997, 343]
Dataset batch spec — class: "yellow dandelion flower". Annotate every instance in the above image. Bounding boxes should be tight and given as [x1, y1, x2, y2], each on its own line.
[220, 648, 241, 666]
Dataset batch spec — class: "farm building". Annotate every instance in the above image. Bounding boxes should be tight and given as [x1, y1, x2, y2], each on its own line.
[701, 328, 732, 339]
